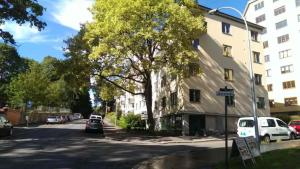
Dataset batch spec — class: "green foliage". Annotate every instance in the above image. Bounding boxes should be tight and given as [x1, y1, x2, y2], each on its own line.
[0, 43, 29, 106]
[7, 61, 50, 107]
[274, 114, 291, 124]
[0, 0, 46, 44]
[83, 0, 206, 131]
[63, 26, 93, 93]
[118, 113, 145, 130]
[214, 147, 300, 169]
[70, 88, 93, 118]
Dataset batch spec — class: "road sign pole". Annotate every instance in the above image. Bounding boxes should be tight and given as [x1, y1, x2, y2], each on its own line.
[224, 86, 229, 169]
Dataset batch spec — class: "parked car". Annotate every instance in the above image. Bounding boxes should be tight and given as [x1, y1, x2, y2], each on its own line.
[85, 119, 104, 134]
[73, 113, 82, 120]
[46, 116, 60, 124]
[90, 114, 102, 120]
[0, 114, 13, 136]
[237, 117, 296, 143]
[289, 120, 300, 137]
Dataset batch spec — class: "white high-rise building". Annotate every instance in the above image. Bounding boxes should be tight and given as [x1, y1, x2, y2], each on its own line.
[244, 0, 300, 116]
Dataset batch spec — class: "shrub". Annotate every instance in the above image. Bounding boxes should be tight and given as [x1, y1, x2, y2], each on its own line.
[275, 114, 291, 124]
[105, 112, 117, 124]
[118, 113, 145, 130]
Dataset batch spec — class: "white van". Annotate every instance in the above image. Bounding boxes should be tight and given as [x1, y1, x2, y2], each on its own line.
[237, 117, 296, 143]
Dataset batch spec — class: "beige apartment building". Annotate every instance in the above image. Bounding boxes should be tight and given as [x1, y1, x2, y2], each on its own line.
[118, 5, 270, 136]
[151, 5, 270, 136]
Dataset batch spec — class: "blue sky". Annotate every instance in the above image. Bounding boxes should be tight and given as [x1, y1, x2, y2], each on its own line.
[1, 0, 248, 62]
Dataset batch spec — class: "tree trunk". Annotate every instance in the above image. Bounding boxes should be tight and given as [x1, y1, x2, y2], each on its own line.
[144, 73, 155, 133]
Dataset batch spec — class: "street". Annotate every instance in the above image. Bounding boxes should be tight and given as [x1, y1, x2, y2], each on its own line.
[0, 120, 225, 169]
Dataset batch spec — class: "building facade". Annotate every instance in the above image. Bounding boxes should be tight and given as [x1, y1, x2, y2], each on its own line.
[244, 0, 300, 116]
[118, 5, 270, 136]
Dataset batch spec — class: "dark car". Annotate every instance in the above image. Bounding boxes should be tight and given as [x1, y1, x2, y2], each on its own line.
[85, 119, 103, 134]
[289, 120, 300, 137]
[0, 114, 13, 136]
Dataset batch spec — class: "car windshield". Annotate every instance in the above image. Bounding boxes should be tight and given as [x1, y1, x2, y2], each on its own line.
[48, 116, 56, 119]
[89, 119, 101, 123]
[239, 120, 254, 127]
[289, 121, 300, 125]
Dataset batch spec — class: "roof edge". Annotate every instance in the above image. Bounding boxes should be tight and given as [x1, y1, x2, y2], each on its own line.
[198, 4, 264, 30]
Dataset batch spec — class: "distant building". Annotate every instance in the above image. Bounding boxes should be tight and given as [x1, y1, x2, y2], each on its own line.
[244, 0, 300, 116]
[117, 5, 270, 136]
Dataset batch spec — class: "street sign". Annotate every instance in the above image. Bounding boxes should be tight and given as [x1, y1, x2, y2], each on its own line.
[216, 91, 234, 96]
[141, 111, 148, 120]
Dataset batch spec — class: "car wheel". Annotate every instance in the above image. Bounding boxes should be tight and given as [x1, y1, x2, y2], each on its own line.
[263, 135, 270, 144]
[290, 133, 296, 140]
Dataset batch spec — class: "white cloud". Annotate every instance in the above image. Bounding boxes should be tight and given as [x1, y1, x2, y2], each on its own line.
[0, 22, 62, 44]
[51, 0, 93, 30]
[1, 22, 39, 40]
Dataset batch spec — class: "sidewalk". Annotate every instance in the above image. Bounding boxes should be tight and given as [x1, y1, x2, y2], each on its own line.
[133, 148, 225, 169]
[134, 140, 300, 169]
[103, 119, 235, 144]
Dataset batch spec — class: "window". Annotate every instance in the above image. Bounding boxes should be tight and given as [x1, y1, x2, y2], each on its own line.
[277, 34, 289, 44]
[274, 6, 285, 16]
[273, 0, 279, 2]
[279, 49, 291, 59]
[170, 92, 178, 106]
[222, 22, 231, 34]
[239, 120, 254, 127]
[269, 99, 275, 107]
[264, 55, 270, 62]
[224, 68, 233, 81]
[285, 97, 298, 106]
[255, 74, 262, 85]
[256, 14, 266, 23]
[298, 14, 300, 22]
[251, 31, 258, 41]
[188, 63, 200, 76]
[253, 51, 260, 63]
[263, 41, 268, 48]
[262, 28, 267, 34]
[161, 75, 167, 87]
[267, 84, 273, 91]
[161, 97, 166, 108]
[283, 80, 295, 89]
[281, 64, 293, 74]
[277, 120, 287, 127]
[255, 1, 264, 10]
[296, 0, 300, 7]
[275, 20, 287, 29]
[267, 119, 276, 127]
[266, 69, 271, 77]
[189, 89, 200, 102]
[192, 39, 200, 49]
[257, 97, 265, 109]
[223, 45, 232, 57]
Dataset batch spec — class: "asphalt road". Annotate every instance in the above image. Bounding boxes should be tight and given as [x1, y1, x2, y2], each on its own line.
[0, 120, 225, 169]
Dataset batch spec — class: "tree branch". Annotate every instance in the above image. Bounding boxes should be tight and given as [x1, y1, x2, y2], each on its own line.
[99, 75, 144, 96]
[109, 74, 145, 84]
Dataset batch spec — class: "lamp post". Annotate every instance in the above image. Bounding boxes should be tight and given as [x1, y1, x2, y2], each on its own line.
[208, 5, 260, 153]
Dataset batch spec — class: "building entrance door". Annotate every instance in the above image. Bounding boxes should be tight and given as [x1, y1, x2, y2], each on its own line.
[189, 115, 205, 136]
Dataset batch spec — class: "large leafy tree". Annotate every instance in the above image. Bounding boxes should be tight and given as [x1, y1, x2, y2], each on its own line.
[7, 61, 49, 107]
[0, 0, 46, 44]
[84, 0, 206, 131]
[0, 43, 29, 106]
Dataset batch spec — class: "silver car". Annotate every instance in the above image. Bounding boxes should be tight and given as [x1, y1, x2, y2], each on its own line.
[85, 119, 104, 134]
[46, 116, 60, 124]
